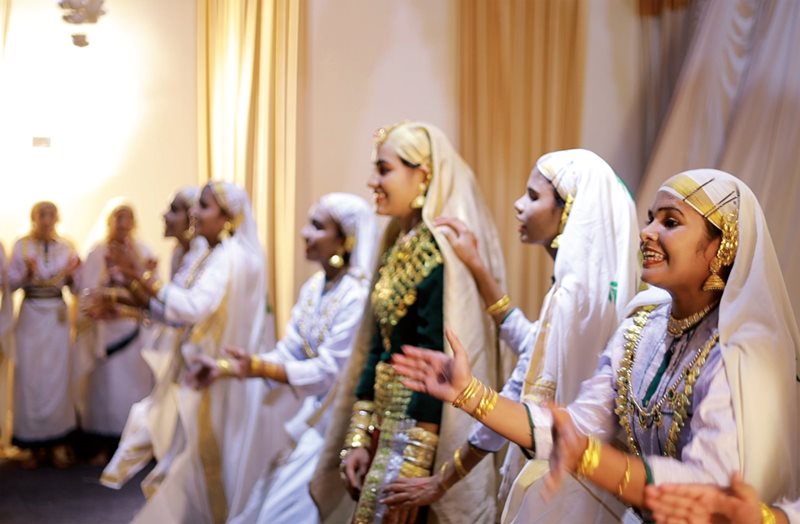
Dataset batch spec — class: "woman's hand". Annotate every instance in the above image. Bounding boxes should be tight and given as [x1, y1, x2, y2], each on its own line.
[433, 217, 483, 271]
[392, 327, 473, 404]
[382, 474, 446, 509]
[105, 242, 143, 282]
[544, 402, 588, 499]
[186, 348, 249, 389]
[645, 472, 763, 524]
[341, 447, 371, 500]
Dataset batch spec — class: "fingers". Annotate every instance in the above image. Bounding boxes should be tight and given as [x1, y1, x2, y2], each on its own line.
[225, 346, 247, 359]
[433, 216, 468, 234]
[444, 327, 466, 361]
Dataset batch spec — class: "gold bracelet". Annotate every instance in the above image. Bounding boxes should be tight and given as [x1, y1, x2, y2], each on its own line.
[250, 355, 268, 377]
[616, 454, 631, 496]
[486, 294, 511, 316]
[472, 384, 499, 422]
[453, 448, 469, 479]
[142, 270, 154, 282]
[216, 358, 235, 377]
[576, 436, 601, 478]
[452, 376, 481, 409]
[151, 279, 164, 295]
[760, 502, 777, 524]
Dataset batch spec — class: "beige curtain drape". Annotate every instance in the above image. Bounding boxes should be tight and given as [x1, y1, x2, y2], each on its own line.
[458, 0, 587, 319]
[637, 0, 800, 325]
[198, 0, 300, 338]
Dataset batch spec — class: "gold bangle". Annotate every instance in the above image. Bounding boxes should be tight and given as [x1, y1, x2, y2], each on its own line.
[576, 436, 601, 478]
[452, 376, 480, 409]
[142, 270, 154, 282]
[216, 358, 235, 377]
[486, 294, 511, 316]
[760, 502, 777, 524]
[616, 454, 631, 496]
[453, 448, 469, 479]
[472, 385, 499, 422]
[151, 279, 163, 295]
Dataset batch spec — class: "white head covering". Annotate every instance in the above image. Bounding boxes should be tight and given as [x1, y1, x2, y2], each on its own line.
[521, 149, 641, 404]
[174, 186, 200, 209]
[313, 122, 507, 523]
[206, 181, 267, 352]
[81, 197, 138, 255]
[318, 192, 378, 280]
[658, 169, 800, 502]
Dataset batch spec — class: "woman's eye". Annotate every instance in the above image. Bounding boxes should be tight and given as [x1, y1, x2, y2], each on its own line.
[664, 218, 678, 228]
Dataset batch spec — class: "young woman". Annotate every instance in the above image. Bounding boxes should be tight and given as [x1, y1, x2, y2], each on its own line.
[381, 149, 641, 518]
[393, 170, 799, 523]
[74, 200, 157, 465]
[8, 201, 80, 468]
[310, 122, 507, 524]
[110, 182, 283, 524]
[187, 192, 377, 524]
[100, 187, 206, 489]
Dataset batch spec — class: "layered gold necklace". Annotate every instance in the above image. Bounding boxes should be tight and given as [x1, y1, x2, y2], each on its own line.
[666, 301, 718, 337]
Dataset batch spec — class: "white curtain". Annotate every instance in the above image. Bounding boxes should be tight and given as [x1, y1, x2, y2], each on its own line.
[637, 0, 800, 324]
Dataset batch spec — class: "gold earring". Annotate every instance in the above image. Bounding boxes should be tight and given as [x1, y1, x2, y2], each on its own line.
[219, 220, 233, 240]
[410, 183, 427, 210]
[182, 225, 195, 241]
[550, 194, 574, 249]
[328, 248, 345, 269]
[702, 215, 738, 292]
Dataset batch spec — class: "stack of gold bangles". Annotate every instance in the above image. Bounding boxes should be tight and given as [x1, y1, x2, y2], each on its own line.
[486, 294, 511, 317]
[577, 436, 601, 478]
[760, 502, 777, 524]
[451, 376, 499, 422]
[340, 400, 375, 461]
[399, 427, 439, 479]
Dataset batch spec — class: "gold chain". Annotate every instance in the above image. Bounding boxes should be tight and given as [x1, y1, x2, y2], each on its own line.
[614, 306, 719, 458]
[666, 301, 717, 337]
[371, 224, 442, 352]
[295, 272, 344, 358]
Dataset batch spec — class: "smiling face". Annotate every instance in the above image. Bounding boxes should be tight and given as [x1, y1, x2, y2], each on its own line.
[640, 191, 721, 294]
[163, 196, 192, 239]
[190, 185, 230, 244]
[367, 142, 429, 220]
[513, 169, 564, 245]
[301, 203, 345, 265]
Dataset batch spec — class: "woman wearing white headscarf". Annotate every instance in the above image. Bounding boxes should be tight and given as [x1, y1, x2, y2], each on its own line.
[393, 170, 800, 523]
[74, 199, 156, 464]
[188, 192, 378, 524]
[382, 149, 640, 517]
[100, 186, 205, 489]
[9, 201, 80, 468]
[312, 122, 507, 524]
[126, 181, 289, 524]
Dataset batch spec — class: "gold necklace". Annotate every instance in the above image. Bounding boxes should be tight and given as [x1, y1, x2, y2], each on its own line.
[667, 301, 717, 337]
[296, 271, 345, 358]
[371, 224, 442, 352]
[615, 306, 719, 458]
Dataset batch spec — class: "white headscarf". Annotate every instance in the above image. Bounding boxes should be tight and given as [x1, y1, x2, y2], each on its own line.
[659, 169, 800, 503]
[207, 181, 267, 352]
[318, 192, 378, 280]
[81, 197, 138, 255]
[523, 149, 641, 404]
[174, 186, 200, 210]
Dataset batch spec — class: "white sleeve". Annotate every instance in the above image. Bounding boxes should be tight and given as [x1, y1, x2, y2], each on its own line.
[647, 352, 740, 485]
[524, 334, 621, 460]
[498, 308, 539, 356]
[8, 241, 27, 291]
[775, 499, 800, 524]
[261, 283, 367, 398]
[468, 340, 533, 452]
[159, 250, 228, 325]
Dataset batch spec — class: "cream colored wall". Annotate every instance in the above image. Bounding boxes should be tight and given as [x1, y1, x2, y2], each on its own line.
[0, 0, 197, 274]
[295, 0, 458, 290]
[579, 0, 646, 193]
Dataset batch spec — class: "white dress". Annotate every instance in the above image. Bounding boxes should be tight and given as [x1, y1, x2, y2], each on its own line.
[101, 238, 208, 488]
[74, 240, 156, 436]
[132, 239, 297, 524]
[503, 305, 739, 523]
[247, 270, 369, 524]
[0, 243, 16, 448]
[8, 236, 77, 444]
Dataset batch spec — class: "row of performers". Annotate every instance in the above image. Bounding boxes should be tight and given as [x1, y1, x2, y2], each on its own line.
[1, 121, 798, 524]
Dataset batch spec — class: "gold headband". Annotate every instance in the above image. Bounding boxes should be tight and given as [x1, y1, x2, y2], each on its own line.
[662, 174, 738, 230]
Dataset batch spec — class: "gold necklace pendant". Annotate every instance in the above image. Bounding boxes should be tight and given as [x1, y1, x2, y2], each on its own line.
[667, 301, 718, 337]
